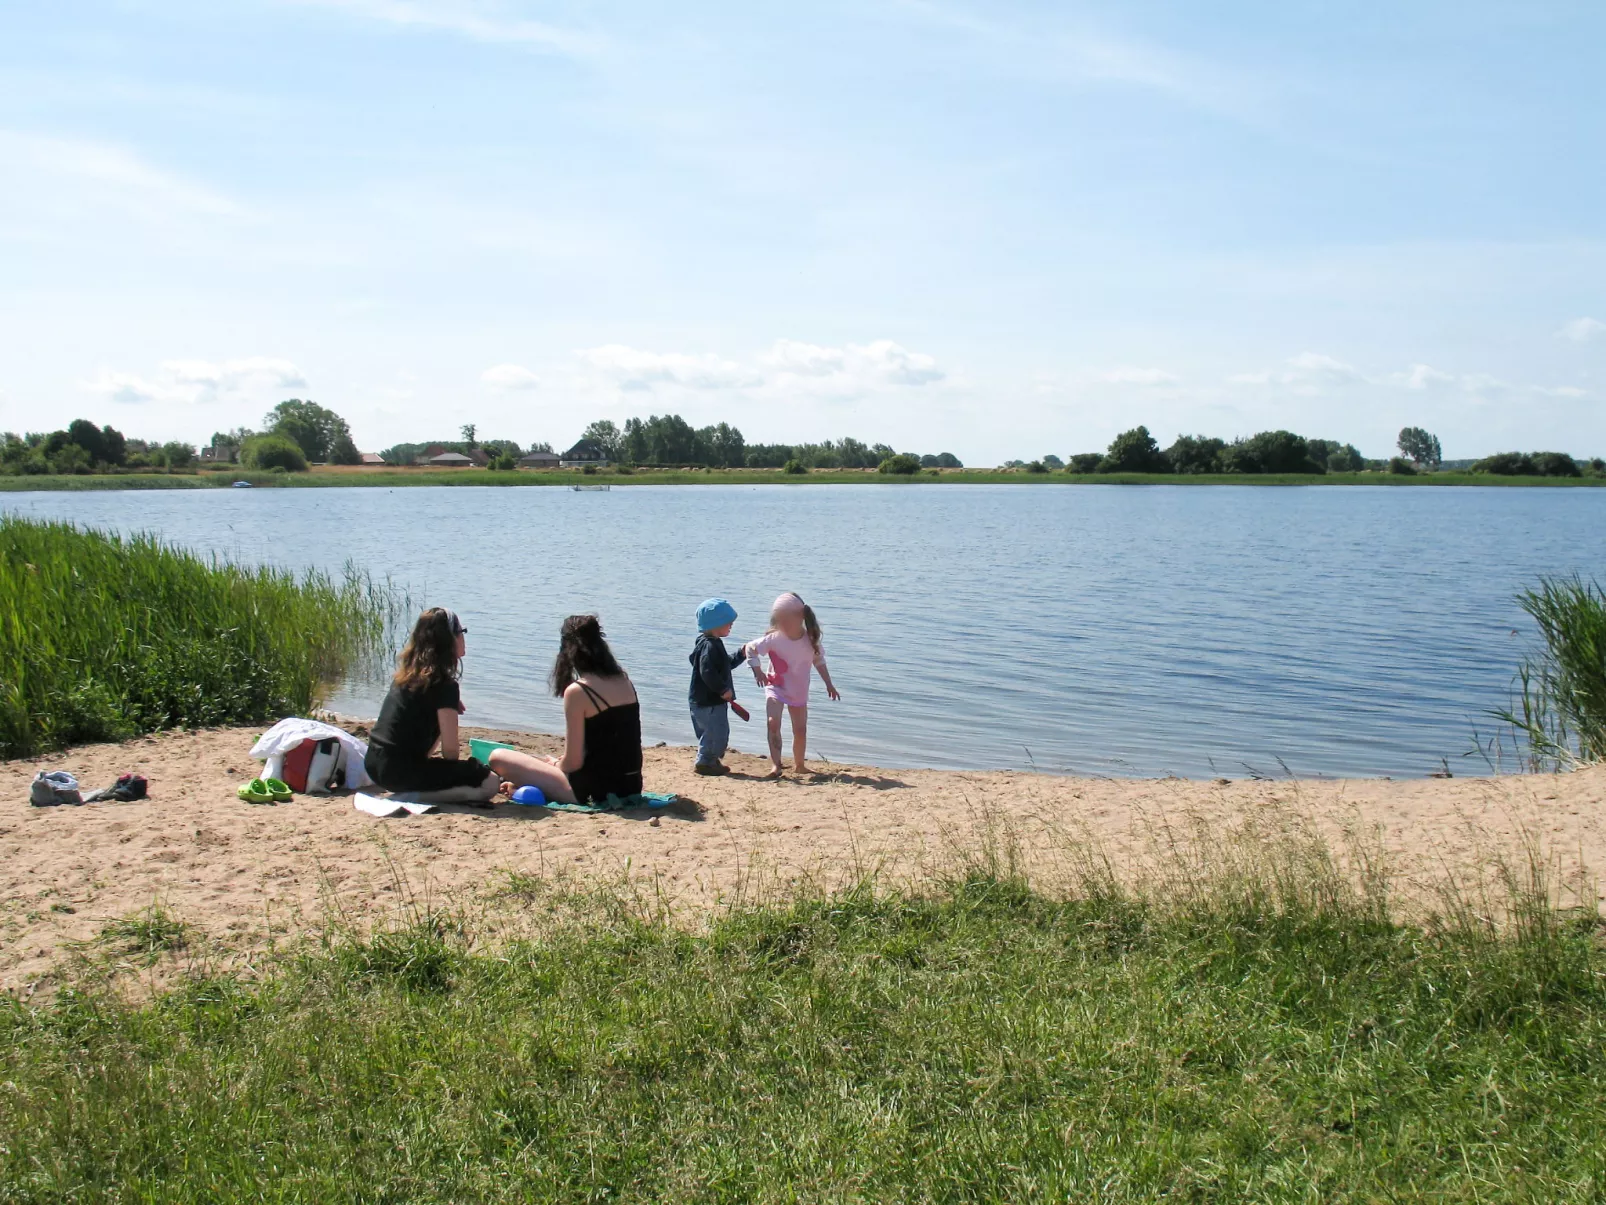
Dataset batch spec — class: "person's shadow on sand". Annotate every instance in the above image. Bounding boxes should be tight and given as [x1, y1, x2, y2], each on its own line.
[432, 797, 706, 823]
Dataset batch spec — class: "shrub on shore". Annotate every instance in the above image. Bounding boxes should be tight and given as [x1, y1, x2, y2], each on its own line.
[0, 516, 390, 757]
[2, 863, 1602, 1199]
[239, 432, 309, 472]
[877, 453, 921, 475]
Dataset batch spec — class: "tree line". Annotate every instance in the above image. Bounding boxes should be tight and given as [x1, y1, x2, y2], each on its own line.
[573, 416, 963, 470]
[2, 421, 199, 476]
[1037, 425, 1602, 478]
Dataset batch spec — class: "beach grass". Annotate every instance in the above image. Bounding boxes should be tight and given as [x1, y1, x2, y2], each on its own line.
[0, 516, 394, 758]
[1496, 575, 1606, 769]
[3, 856, 1603, 1201]
[4, 467, 1606, 490]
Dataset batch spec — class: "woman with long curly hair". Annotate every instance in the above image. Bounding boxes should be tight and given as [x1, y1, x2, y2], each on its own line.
[489, 614, 643, 804]
[363, 607, 500, 802]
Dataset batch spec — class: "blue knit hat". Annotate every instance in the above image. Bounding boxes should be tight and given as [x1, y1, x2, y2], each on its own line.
[696, 597, 737, 631]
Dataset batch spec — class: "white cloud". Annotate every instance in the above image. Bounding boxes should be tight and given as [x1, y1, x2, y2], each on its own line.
[575, 345, 759, 391]
[0, 129, 244, 219]
[480, 363, 541, 390]
[1099, 366, 1178, 386]
[283, 0, 596, 56]
[848, 339, 945, 386]
[763, 339, 847, 377]
[1283, 351, 1363, 384]
[1386, 363, 1457, 390]
[1558, 317, 1606, 343]
[1225, 371, 1270, 385]
[86, 357, 306, 406]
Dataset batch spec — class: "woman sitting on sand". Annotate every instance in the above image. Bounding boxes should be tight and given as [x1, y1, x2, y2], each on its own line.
[364, 608, 501, 803]
[489, 614, 644, 805]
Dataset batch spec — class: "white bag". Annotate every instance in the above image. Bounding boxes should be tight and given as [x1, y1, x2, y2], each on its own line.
[304, 738, 346, 794]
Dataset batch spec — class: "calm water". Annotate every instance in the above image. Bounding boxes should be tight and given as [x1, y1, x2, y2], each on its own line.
[9, 484, 1605, 777]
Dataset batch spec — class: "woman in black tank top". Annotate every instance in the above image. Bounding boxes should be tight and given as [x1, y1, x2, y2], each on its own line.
[488, 615, 643, 804]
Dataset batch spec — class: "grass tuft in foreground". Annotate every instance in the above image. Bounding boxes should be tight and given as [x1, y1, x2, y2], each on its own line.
[2, 860, 1603, 1201]
[0, 515, 395, 758]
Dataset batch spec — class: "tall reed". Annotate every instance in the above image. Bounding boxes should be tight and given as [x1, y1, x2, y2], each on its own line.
[0, 515, 393, 758]
[1496, 574, 1606, 769]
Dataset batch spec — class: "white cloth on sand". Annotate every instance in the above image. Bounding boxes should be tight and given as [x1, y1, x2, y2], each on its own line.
[250, 718, 374, 790]
[354, 793, 439, 817]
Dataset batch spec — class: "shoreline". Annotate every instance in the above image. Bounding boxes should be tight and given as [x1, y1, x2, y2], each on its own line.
[5, 468, 1606, 491]
[4, 722, 1602, 994]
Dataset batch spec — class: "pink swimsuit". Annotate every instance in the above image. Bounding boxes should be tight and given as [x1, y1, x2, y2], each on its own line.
[745, 630, 828, 707]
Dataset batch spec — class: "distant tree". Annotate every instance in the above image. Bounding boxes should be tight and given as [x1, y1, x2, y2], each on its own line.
[1397, 427, 1442, 468]
[1388, 457, 1417, 475]
[266, 400, 356, 464]
[241, 433, 310, 472]
[1025, 460, 1049, 474]
[580, 420, 625, 461]
[1099, 426, 1170, 474]
[528, 441, 554, 454]
[1530, 452, 1582, 478]
[878, 453, 921, 475]
[460, 424, 478, 449]
[1067, 453, 1102, 474]
[1164, 435, 1225, 474]
[934, 452, 963, 468]
[1324, 443, 1367, 472]
[1472, 452, 1535, 476]
[1220, 431, 1324, 474]
[1041, 454, 1064, 470]
[699, 422, 746, 467]
[783, 458, 807, 475]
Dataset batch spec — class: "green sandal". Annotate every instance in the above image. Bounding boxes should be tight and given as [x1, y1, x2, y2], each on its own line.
[263, 778, 293, 803]
[236, 778, 275, 804]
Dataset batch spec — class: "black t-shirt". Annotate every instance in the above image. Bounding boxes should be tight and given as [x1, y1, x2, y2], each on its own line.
[369, 677, 461, 761]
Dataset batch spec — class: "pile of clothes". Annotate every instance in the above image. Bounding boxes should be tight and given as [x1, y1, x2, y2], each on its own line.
[30, 771, 148, 807]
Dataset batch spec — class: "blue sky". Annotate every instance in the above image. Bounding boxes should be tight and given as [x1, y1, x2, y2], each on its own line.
[2, 0, 1602, 462]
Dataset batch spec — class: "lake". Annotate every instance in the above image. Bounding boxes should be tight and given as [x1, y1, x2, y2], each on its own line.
[7, 484, 1603, 777]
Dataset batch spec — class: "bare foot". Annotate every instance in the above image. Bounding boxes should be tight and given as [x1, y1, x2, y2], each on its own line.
[762, 766, 784, 780]
[793, 762, 811, 775]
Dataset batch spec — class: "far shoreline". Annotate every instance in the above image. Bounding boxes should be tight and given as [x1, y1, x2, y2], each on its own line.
[5, 466, 1606, 491]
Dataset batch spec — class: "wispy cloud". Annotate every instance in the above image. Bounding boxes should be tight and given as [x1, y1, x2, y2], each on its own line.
[1099, 366, 1179, 386]
[481, 363, 541, 390]
[0, 130, 244, 218]
[86, 357, 305, 405]
[572, 338, 947, 395]
[886, 0, 1262, 118]
[576, 345, 760, 391]
[282, 0, 598, 56]
[1558, 317, 1606, 343]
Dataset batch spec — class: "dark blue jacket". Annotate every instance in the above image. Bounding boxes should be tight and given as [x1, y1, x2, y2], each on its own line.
[689, 634, 746, 708]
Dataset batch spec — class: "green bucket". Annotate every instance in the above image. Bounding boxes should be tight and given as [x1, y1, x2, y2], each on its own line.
[468, 738, 514, 763]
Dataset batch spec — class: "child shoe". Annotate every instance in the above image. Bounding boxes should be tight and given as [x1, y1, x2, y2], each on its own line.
[236, 779, 275, 804]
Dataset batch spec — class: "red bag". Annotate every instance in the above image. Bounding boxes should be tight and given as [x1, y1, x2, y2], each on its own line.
[280, 739, 318, 792]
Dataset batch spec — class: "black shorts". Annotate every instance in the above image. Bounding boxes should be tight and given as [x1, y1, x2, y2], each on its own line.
[365, 747, 490, 794]
[567, 769, 643, 804]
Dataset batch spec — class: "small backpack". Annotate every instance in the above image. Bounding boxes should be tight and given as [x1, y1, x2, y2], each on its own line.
[281, 738, 346, 793]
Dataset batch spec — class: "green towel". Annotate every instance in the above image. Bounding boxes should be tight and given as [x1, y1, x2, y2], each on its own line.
[542, 791, 677, 814]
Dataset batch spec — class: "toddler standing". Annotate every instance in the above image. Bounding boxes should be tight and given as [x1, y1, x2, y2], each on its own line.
[688, 597, 749, 776]
[744, 592, 840, 777]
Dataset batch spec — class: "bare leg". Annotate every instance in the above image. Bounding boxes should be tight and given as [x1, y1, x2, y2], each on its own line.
[487, 748, 578, 804]
[764, 697, 785, 777]
[789, 705, 810, 772]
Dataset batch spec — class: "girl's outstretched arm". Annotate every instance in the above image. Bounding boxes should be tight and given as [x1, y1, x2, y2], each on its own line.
[813, 646, 841, 701]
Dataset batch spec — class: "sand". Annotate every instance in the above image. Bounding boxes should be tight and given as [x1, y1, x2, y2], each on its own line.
[3, 723, 1603, 995]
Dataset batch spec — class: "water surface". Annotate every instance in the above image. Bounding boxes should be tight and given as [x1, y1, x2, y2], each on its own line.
[9, 484, 1602, 777]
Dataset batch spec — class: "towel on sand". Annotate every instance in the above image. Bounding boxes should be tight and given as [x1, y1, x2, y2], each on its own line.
[354, 790, 679, 817]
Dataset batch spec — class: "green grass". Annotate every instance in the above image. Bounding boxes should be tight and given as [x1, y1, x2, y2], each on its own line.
[0, 515, 394, 758]
[3, 864, 1603, 1201]
[4, 468, 1604, 490]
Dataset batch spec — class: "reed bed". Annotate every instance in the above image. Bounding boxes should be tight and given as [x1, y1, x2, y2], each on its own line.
[1495, 574, 1606, 770]
[0, 515, 393, 758]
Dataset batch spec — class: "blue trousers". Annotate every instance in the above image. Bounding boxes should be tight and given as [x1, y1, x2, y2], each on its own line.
[690, 702, 730, 765]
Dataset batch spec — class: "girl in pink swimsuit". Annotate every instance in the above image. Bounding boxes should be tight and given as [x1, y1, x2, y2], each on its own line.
[743, 592, 841, 777]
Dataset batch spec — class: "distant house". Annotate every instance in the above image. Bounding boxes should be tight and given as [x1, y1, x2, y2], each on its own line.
[559, 439, 610, 468]
[359, 452, 385, 466]
[519, 450, 560, 469]
[200, 440, 238, 464]
[425, 452, 477, 468]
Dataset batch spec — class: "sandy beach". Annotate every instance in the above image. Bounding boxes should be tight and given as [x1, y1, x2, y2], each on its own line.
[3, 722, 1603, 995]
